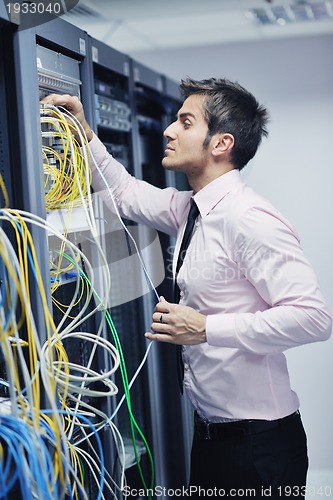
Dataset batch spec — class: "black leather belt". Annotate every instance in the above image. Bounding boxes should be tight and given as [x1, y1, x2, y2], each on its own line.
[194, 411, 299, 440]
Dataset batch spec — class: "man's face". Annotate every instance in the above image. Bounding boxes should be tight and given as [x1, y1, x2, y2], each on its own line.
[162, 94, 211, 175]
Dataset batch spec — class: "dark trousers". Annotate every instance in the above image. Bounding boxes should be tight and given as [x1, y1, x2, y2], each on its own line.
[189, 411, 308, 499]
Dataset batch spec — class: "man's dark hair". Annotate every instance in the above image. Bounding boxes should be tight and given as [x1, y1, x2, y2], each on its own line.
[179, 78, 269, 170]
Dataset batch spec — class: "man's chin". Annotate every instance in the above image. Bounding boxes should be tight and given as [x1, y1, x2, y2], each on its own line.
[162, 158, 175, 171]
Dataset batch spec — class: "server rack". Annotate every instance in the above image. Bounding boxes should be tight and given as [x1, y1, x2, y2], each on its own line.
[0, 12, 191, 499]
[0, 10, 56, 498]
[0, 0, 20, 413]
[87, 36, 158, 496]
[0, 13, 29, 490]
[129, 60, 191, 491]
[35, 18, 120, 499]
[0, 8, 18, 210]
[7, 16, 114, 499]
[86, 39, 191, 492]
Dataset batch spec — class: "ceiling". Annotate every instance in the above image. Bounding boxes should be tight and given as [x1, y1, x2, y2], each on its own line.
[62, 0, 333, 54]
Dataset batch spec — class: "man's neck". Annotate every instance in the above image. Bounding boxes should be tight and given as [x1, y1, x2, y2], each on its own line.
[188, 164, 235, 193]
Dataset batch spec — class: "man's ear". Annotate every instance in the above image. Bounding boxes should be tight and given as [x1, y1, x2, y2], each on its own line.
[211, 133, 234, 157]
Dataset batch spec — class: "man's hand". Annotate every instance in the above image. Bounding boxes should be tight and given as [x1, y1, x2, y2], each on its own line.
[145, 296, 207, 345]
[40, 94, 94, 142]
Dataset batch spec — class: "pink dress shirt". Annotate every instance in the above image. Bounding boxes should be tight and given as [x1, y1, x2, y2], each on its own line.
[90, 134, 332, 422]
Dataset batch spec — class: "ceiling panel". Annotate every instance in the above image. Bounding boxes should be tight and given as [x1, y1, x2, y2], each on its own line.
[62, 0, 333, 53]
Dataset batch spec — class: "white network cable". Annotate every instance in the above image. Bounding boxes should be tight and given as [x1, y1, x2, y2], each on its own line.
[2, 104, 160, 497]
[1, 207, 124, 497]
[45, 104, 160, 427]
[1, 102, 154, 497]
[55, 104, 160, 303]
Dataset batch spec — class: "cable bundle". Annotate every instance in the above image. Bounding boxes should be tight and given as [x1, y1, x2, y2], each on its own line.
[0, 210, 71, 497]
[0, 104, 157, 499]
[41, 106, 92, 211]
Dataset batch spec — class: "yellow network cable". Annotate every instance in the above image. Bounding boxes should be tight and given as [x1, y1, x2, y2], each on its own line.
[41, 107, 92, 211]
[0, 105, 121, 496]
[41, 106, 93, 298]
[0, 172, 9, 207]
[40, 106, 155, 495]
[52, 275, 86, 320]
[7, 213, 40, 411]
[0, 104, 149, 496]
[50, 240, 79, 296]
[0, 223, 70, 489]
[0, 230, 30, 411]
[2, 209, 70, 487]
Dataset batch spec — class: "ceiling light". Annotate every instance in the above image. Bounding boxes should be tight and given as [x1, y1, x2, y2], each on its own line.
[247, 1, 333, 26]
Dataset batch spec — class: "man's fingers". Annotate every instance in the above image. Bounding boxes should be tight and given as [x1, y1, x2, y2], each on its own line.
[40, 94, 93, 142]
[145, 332, 174, 343]
[40, 94, 81, 112]
[153, 311, 170, 324]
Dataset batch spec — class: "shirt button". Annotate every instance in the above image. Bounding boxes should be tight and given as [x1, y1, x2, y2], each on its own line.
[184, 363, 189, 371]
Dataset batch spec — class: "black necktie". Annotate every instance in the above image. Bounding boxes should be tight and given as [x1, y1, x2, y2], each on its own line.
[174, 200, 200, 303]
[174, 200, 200, 393]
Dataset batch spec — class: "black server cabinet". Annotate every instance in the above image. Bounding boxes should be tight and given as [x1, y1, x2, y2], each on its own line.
[10, 17, 94, 349]
[36, 16, 95, 125]
[35, 18, 119, 500]
[130, 60, 173, 299]
[0, 12, 56, 499]
[88, 37, 159, 497]
[0, 0, 19, 406]
[0, 10, 18, 210]
[87, 40, 192, 493]
[129, 60, 191, 492]
[89, 38, 132, 171]
[1, 12, 192, 497]
[7, 17, 118, 499]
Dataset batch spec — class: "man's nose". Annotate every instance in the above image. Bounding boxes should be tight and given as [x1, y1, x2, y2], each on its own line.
[163, 121, 177, 139]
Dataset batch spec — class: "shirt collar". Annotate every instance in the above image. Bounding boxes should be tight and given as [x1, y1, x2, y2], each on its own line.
[193, 169, 244, 218]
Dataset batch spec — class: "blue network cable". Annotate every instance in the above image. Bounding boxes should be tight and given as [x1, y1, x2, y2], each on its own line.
[0, 409, 105, 499]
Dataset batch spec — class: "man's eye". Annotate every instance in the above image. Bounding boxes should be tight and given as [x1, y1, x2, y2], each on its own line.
[183, 121, 191, 127]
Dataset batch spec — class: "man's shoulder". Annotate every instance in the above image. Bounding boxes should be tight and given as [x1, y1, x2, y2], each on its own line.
[227, 182, 273, 216]
[227, 184, 299, 242]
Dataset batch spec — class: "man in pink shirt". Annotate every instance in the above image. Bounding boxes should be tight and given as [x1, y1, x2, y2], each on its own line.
[42, 78, 331, 498]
